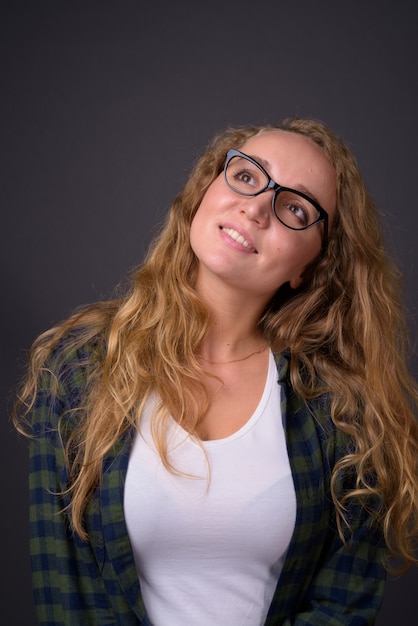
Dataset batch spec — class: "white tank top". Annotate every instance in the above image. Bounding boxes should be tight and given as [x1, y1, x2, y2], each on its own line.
[124, 351, 296, 626]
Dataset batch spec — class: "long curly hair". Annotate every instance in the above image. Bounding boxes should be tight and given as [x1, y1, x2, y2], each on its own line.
[14, 118, 418, 567]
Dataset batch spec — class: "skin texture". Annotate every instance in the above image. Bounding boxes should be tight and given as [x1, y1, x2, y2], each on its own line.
[190, 130, 336, 308]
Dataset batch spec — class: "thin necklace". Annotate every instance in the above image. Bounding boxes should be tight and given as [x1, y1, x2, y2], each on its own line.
[198, 344, 268, 365]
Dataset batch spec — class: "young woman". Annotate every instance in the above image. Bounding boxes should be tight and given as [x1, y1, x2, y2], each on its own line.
[14, 118, 418, 625]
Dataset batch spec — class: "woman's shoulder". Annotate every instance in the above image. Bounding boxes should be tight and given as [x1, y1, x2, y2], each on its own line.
[37, 299, 117, 382]
[34, 326, 105, 406]
[273, 349, 350, 457]
[27, 328, 106, 436]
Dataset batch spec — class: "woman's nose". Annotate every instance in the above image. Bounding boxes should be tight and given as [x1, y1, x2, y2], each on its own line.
[240, 191, 272, 227]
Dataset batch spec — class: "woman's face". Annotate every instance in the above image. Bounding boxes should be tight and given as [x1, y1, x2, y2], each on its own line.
[190, 130, 337, 305]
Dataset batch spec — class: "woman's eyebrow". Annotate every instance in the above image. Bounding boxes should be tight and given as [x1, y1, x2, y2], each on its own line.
[295, 184, 321, 205]
[248, 153, 271, 171]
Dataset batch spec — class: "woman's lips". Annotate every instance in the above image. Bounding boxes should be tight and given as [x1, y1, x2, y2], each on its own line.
[220, 226, 258, 253]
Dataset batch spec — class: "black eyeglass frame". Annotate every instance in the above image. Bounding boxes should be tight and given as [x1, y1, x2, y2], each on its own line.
[224, 148, 329, 248]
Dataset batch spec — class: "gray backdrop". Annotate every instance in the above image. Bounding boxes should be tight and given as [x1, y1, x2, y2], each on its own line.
[2, 2, 417, 624]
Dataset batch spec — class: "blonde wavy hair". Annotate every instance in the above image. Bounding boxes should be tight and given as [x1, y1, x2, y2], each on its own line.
[14, 118, 418, 568]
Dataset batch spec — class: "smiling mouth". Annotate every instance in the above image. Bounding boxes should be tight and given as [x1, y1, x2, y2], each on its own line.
[220, 227, 258, 253]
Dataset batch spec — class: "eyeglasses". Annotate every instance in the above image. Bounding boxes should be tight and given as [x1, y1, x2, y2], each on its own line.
[224, 149, 328, 247]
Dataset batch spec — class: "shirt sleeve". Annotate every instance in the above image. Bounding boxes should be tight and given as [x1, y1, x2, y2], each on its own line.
[28, 339, 124, 625]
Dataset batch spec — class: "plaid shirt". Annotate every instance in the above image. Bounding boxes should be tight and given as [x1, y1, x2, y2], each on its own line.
[29, 337, 386, 625]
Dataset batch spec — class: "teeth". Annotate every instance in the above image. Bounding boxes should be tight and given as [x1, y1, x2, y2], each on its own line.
[222, 227, 255, 251]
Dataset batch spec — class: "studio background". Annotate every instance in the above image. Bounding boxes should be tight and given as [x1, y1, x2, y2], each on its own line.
[2, 2, 417, 624]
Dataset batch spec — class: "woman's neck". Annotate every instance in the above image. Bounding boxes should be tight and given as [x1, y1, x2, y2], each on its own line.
[197, 295, 268, 364]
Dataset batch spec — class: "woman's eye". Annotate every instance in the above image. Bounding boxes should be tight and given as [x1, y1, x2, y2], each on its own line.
[226, 157, 266, 193]
[284, 202, 309, 226]
[235, 170, 256, 186]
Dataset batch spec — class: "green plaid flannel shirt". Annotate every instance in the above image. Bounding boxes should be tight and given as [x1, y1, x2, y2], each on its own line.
[29, 336, 386, 625]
